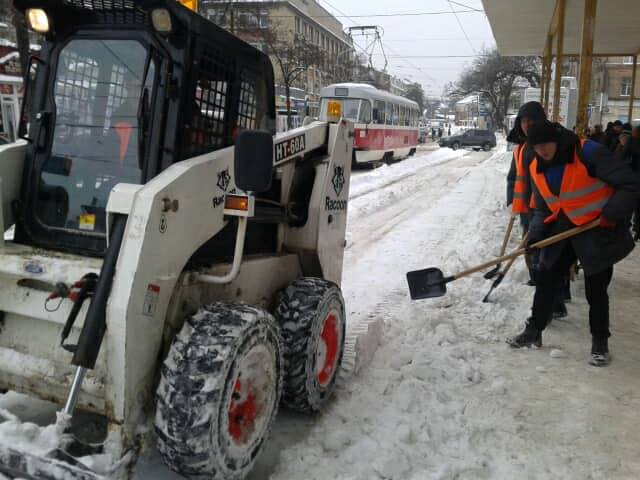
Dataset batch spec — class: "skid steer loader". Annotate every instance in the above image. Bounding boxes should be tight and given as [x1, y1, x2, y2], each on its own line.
[0, 1, 354, 478]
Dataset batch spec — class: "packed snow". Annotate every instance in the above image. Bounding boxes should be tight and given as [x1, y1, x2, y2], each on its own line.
[2, 142, 640, 479]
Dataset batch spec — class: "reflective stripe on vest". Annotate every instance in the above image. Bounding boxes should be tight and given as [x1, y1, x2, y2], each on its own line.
[511, 144, 530, 214]
[529, 139, 613, 225]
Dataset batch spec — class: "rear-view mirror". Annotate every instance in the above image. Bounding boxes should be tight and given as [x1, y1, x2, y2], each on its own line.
[234, 130, 274, 193]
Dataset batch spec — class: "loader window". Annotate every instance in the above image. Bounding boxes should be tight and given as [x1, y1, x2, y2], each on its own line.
[36, 39, 154, 234]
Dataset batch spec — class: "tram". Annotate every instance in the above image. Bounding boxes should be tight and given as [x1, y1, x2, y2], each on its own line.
[319, 83, 420, 165]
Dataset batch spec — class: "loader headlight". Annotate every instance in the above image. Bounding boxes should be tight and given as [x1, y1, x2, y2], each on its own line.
[26, 8, 50, 34]
[327, 100, 342, 117]
[151, 8, 173, 33]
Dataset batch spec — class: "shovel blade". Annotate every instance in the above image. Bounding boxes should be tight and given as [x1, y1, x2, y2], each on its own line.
[407, 268, 447, 300]
[483, 264, 501, 280]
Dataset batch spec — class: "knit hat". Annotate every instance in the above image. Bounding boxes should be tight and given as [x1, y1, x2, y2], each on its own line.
[613, 120, 623, 127]
[518, 101, 546, 122]
[527, 120, 560, 146]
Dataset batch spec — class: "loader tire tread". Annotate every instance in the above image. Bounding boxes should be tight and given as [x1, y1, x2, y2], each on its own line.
[154, 303, 283, 480]
[274, 277, 346, 413]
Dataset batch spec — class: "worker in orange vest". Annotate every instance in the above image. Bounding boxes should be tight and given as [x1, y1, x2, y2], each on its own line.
[506, 102, 570, 319]
[508, 120, 638, 366]
[506, 102, 547, 284]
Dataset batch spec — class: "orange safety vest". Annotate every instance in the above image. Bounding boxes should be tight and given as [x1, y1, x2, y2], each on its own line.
[529, 139, 613, 225]
[511, 144, 530, 214]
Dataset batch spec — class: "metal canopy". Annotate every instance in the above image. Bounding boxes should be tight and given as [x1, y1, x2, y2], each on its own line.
[482, 0, 640, 56]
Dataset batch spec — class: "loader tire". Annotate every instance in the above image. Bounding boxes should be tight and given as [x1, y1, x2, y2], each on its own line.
[154, 303, 283, 480]
[274, 278, 346, 413]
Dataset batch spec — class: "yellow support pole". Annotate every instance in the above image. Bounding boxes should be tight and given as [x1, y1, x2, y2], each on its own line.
[543, 37, 553, 112]
[576, 0, 597, 133]
[628, 55, 637, 122]
[552, 0, 566, 122]
[540, 56, 546, 103]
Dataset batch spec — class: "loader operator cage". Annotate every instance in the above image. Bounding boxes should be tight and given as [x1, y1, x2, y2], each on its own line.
[13, 0, 276, 257]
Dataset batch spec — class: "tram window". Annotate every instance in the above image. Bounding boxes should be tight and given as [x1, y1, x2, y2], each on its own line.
[373, 100, 385, 124]
[385, 102, 392, 125]
[359, 100, 372, 123]
[392, 104, 399, 126]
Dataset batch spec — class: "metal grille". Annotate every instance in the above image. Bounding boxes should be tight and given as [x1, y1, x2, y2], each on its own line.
[187, 46, 233, 157]
[62, 0, 147, 24]
[55, 50, 100, 136]
[63, 0, 136, 9]
[237, 71, 258, 130]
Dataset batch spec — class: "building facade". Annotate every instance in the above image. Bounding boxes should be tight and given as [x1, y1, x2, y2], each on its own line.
[0, 41, 23, 143]
[590, 56, 640, 125]
[200, 0, 354, 128]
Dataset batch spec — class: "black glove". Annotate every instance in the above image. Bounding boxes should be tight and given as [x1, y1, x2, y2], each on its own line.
[525, 235, 543, 254]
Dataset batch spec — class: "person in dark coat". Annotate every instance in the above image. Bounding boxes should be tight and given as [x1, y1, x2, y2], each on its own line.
[506, 102, 570, 314]
[623, 125, 640, 240]
[588, 124, 604, 144]
[603, 120, 623, 152]
[508, 121, 639, 366]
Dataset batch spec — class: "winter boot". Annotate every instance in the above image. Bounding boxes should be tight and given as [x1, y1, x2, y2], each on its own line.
[507, 321, 542, 348]
[551, 301, 568, 319]
[589, 337, 610, 367]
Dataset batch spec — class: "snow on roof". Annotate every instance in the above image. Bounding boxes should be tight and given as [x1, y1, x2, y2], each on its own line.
[0, 52, 19, 65]
[456, 94, 480, 105]
[0, 74, 22, 84]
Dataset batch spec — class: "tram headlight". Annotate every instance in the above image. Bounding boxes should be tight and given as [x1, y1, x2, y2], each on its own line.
[26, 8, 50, 34]
[151, 8, 173, 33]
[327, 100, 342, 118]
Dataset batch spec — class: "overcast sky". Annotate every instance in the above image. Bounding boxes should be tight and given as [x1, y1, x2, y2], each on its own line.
[318, 0, 496, 97]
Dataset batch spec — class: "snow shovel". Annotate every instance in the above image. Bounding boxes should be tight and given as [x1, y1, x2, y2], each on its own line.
[407, 219, 600, 300]
[483, 214, 517, 280]
[482, 233, 529, 303]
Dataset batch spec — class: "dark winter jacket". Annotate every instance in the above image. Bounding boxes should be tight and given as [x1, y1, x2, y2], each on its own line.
[505, 102, 547, 208]
[603, 129, 619, 152]
[528, 126, 639, 276]
[622, 137, 640, 172]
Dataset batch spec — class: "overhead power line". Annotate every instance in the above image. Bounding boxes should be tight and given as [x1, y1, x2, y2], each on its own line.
[447, 0, 477, 54]
[268, 9, 482, 19]
[448, 0, 484, 12]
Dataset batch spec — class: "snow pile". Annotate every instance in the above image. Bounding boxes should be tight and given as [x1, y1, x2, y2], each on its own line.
[349, 148, 467, 200]
[263, 143, 640, 480]
[0, 409, 71, 456]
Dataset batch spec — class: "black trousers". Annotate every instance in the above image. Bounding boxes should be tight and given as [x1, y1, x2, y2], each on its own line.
[531, 244, 613, 338]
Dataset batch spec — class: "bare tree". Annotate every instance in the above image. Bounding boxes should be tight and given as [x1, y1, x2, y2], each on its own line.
[404, 82, 426, 113]
[452, 48, 540, 130]
[201, 1, 326, 128]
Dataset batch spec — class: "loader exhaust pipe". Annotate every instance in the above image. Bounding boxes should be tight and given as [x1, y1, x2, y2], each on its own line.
[64, 214, 127, 414]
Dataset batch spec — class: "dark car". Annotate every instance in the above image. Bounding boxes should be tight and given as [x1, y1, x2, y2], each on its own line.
[439, 129, 496, 151]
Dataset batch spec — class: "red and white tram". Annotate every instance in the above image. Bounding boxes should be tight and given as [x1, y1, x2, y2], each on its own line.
[319, 83, 420, 165]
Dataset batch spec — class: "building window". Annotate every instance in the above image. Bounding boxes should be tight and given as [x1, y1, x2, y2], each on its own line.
[621, 77, 632, 96]
[623, 56, 634, 65]
[295, 17, 300, 33]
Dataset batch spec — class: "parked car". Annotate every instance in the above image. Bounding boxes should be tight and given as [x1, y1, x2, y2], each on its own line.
[439, 129, 496, 151]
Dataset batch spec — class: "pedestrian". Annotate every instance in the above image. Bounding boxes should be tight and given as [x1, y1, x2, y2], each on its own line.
[508, 120, 639, 366]
[431, 127, 436, 142]
[603, 120, 623, 152]
[448, 125, 451, 136]
[438, 127, 443, 139]
[589, 124, 604, 144]
[622, 125, 640, 240]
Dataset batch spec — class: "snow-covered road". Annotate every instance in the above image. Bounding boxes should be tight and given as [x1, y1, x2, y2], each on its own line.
[3, 145, 640, 479]
[252, 145, 640, 480]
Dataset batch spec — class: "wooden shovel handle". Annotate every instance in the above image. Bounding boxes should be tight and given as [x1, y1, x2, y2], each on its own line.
[500, 232, 529, 276]
[453, 219, 600, 280]
[498, 214, 517, 257]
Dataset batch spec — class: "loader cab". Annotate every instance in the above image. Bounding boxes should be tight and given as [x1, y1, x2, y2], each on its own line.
[13, 0, 275, 256]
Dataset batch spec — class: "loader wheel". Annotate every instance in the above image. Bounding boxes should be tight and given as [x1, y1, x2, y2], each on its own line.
[274, 278, 346, 413]
[154, 303, 283, 480]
